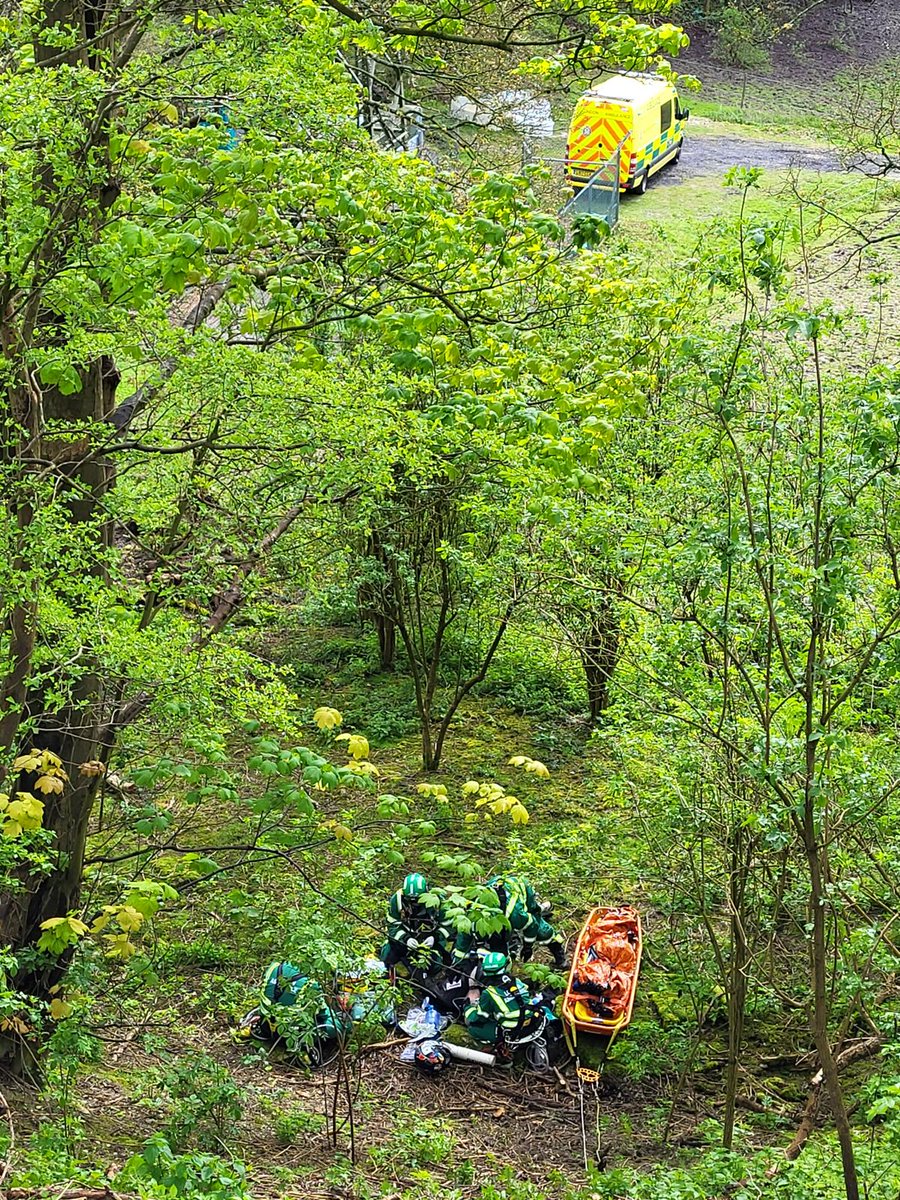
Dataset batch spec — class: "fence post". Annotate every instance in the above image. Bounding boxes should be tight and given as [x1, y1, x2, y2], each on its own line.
[522, 143, 624, 236]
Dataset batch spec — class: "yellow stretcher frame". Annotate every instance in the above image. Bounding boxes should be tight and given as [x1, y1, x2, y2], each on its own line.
[562, 905, 642, 1041]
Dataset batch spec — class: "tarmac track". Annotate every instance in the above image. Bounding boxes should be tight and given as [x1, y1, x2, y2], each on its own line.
[650, 134, 842, 188]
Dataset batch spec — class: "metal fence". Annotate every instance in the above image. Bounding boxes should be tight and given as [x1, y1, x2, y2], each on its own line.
[560, 148, 622, 229]
[524, 140, 623, 238]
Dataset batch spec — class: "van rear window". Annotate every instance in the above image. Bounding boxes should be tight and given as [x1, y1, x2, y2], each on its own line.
[660, 100, 673, 133]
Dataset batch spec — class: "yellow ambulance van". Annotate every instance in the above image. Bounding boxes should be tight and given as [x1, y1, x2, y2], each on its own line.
[566, 73, 689, 195]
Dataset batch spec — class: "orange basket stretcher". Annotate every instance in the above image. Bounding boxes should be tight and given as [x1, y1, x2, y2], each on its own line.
[562, 905, 642, 1045]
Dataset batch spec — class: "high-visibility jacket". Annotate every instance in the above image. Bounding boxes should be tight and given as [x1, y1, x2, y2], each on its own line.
[488, 875, 555, 946]
[261, 961, 313, 1012]
[464, 976, 533, 1045]
[452, 924, 510, 962]
[258, 962, 349, 1043]
[386, 889, 451, 950]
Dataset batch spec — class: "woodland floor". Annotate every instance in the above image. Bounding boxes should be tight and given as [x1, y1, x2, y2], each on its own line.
[4, 618, 866, 1196]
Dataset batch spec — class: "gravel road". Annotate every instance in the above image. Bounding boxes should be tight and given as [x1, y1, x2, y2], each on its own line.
[653, 135, 841, 187]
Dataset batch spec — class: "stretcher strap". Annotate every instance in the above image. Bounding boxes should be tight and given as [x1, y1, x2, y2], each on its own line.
[563, 1012, 578, 1059]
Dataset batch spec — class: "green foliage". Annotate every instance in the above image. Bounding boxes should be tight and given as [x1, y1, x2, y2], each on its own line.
[160, 939, 243, 971]
[572, 212, 611, 250]
[585, 1138, 900, 1200]
[712, 6, 774, 70]
[863, 1041, 900, 1149]
[142, 1053, 243, 1153]
[259, 1094, 327, 1146]
[368, 1115, 455, 1170]
[8, 1122, 93, 1190]
[346, 684, 422, 743]
[125, 1134, 250, 1200]
[6, 0, 900, 1197]
[606, 1017, 694, 1081]
[474, 625, 584, 717]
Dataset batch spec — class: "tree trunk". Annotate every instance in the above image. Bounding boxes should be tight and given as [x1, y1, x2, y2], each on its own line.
[0, 697, 106, 995]
[421, 715, 436, 772]
[799, 346, 859, 1200]
[35, 0, 86, 65]
[581, 605, 620, 723]
[376, 613, 396, 670]
[421, 594, 518, 772]
[357, 532, 397, 670]
[723, 821, 750, 1149]
[0, 357, 120, 1035]
[0, 2, 121, 1027]
[804, 819, 860, 1200]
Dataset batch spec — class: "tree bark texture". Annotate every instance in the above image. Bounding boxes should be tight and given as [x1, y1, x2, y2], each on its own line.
[0, 359, 119, 999]
[580, 602, 621, 722]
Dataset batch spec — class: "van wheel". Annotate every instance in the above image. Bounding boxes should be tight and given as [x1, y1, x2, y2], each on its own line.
[673, 139, 683, 163]
[633, 171, 649, 195]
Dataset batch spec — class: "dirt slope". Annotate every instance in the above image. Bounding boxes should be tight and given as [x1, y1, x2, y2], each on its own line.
[682, 0, 900, 82]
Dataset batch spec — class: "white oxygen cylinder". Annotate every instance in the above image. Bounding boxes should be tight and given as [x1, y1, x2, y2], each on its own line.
[444, 1042, 497, 1067]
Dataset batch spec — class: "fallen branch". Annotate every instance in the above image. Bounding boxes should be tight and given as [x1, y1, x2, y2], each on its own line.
[108, 282, 229, 433]
[355, 1038, 408, 1055]
[444, 1105, 507, 1116]
[483, 1081, 573, 1111]
[552, 1063, 575, 1096]
[196, 500, 306, 645]
[761, 1052, 815, 1071]
[785, 1036, 883, 1160]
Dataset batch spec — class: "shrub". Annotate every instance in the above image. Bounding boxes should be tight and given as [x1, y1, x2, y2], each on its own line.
[714, 6, 773, 72]
[259, 1095, 326, 1146]
[126, 1133, 250, 1200]
[150, 1052, 243, 1152]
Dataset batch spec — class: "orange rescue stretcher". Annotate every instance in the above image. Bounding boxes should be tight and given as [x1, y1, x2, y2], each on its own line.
[562, 905, 642, 1044]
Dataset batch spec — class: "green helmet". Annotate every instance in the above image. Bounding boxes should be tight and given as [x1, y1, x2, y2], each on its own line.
[402, 872, 428, 898]
[482, 951, 509, 977]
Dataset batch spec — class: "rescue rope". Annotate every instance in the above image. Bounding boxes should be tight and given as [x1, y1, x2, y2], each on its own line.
[567, 1013, 621, 1172]
[576, 1065, 602, 1171]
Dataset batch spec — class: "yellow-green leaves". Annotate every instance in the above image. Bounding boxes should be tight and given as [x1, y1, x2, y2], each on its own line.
[421, 768, 545, 825]
[465, 781, 530, 826]
[0, 792, 44, 838]
[181, 7, 221, 30]
[4, 749, 69, 835]
[48, 997, 74, 1021]
[38, 880, 177, 961]
[314, 706, 343, 730]
[322, 818, 354, 842]
[33, 774, 64, 795]
[38, 915, 89, 954]
[417, 783, 449, 799]
[337, 732, 370, 760]
[90, 902, 146, 958]
[508, 754, 550, 778]
[116, 906, 144, 933]
[13, 750, 61, 774]
[346, 759, 380, 777]
[330, 718, 379, 776]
